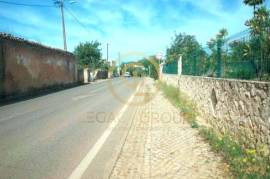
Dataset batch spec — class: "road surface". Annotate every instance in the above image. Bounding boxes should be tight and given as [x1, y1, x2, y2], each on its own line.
[0, 78, 141, 179]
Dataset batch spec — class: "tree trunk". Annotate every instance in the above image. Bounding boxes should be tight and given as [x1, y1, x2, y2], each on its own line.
[253, 5, 256, 17]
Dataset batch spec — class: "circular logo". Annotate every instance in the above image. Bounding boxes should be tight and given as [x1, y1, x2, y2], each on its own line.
[106, 51, 160, 106]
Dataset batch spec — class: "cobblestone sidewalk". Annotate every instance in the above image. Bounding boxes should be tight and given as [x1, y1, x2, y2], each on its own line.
[110, 79, 232, 179]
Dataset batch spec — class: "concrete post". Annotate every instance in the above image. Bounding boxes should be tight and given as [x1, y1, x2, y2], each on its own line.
[83, 68, 89, 83]
[159, 62, 164, 80]
[178, 55, 182, 76]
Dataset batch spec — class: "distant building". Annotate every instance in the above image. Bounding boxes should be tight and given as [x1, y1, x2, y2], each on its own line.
[111, 60, 116, 67]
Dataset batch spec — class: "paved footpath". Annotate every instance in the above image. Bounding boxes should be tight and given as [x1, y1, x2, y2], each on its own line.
[110, 79, 232, 179]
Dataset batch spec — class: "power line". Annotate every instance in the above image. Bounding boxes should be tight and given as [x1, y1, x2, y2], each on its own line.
[225, 29, 250, 43]
[64, 7, 92, 35]
[0, 0, 54, 7]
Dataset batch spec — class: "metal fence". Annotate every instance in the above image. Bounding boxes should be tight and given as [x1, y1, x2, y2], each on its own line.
[163, 29, 270, 81]
[162, 60, 178, 74]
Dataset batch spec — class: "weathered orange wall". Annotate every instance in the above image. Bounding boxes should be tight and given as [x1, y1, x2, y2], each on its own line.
[0, 34, 77, 97]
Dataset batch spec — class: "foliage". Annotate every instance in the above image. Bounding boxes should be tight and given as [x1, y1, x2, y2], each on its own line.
[166, 33, 206, 75]
[138, 56, 159, 79]
[245, 5, 270, 79]
[225, 39, 256, 78]
[163, 1, 270, 81]
[165, 30, 229, 77]
[244, 0, 265, 15]
[164, 9, 270, 80]
[74, 41, 103, 71]
[99, 59, 109, 71]
[224, 66, 257, 79]
[206, 28, 229, 77]
[244, 0, 264, 6]
[156, 81, 198, 126]
[132, 67, 144, 77]
[120, 61, 147, 77]
[228, 41, 251, 62]
[125, 64, 136, 76]
[200, 127, 270, 178]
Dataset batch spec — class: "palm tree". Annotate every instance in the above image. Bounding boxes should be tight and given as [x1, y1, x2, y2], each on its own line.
[243, 0, 265, 16]
[217, 28, 228, 39]
[245, 6, 270, 79]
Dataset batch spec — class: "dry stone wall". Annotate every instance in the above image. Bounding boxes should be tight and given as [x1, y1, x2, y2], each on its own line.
[162, 74, 270, 151]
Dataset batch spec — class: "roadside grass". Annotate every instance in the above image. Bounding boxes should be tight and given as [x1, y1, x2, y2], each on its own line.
[156, 81, 270, 179]
[156, 81, 199, 128]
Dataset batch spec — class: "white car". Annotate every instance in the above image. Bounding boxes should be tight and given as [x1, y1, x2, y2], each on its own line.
[124, 72, 131, 77]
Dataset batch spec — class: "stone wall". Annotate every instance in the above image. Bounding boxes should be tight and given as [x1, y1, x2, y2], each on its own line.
[162, 74, 270, 150]
[0, 33, 78, 98]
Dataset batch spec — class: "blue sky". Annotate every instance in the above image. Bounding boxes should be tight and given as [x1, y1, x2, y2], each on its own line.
[0, 0, 269, 62]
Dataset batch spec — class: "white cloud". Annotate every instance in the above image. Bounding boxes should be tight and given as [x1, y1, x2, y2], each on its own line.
[0, 0, 257, 61]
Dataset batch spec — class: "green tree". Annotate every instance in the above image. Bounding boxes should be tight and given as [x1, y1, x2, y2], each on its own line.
[206, 28, 228, 77]
[74, 41, 102, 71]
[99, 59, 109, 71]
[246, 7, 270, 36]
[229, 41, 251, 62]
[138, 56, 159, 79]
[244, 0, 265, 16]
[245, 6, 270, 78]
[217, 28, 228, 39]
[166, 33, 204, 75]
[226, 41, 257, 79]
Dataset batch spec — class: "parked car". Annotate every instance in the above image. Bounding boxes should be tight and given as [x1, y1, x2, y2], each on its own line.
[112, 73, 120, 78]
[124, 72, 131, 77]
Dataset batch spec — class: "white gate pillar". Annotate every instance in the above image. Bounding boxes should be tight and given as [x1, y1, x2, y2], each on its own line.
[83, 68, 89, 83]
[178, 55, 182, 76]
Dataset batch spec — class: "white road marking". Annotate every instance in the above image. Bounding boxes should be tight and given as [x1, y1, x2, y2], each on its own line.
[67, 82, 141, 179]
[72, 94, 96, 101]
[72, 86, 107, 101]
[72, 79, 125, 101]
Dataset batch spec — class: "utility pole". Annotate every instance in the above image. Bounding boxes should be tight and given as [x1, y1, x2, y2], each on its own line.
[55, 0, 67, 51]
[106, 43, 109, 62]
[118, 52, 121, 75]
[60, 1, 67, 51]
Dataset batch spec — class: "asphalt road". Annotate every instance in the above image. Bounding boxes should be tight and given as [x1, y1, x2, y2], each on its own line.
[0, 77, 141, 179]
